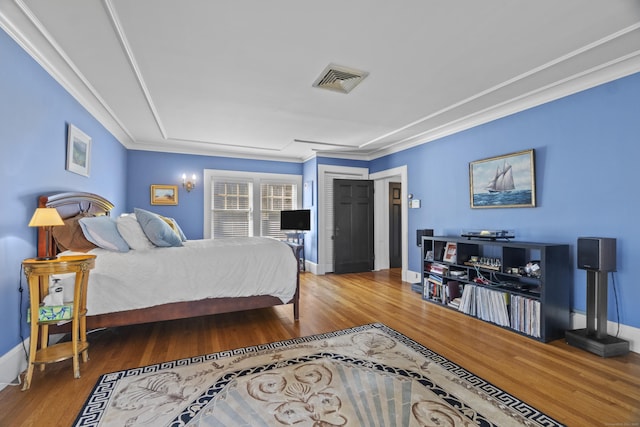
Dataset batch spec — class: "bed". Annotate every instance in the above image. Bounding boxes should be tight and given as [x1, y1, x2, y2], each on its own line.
[36, 192, 300, 330]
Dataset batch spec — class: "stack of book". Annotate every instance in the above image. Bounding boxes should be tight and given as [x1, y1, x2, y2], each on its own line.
[448, 297, 462, 309]
[427, 262, 448, 275]
[447, 281, 463, 308]
[424, 274, 445, 303]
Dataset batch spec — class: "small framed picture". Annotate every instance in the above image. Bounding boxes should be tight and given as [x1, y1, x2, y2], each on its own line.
[443, 242, 457, 263]
[66, 124, 91, 177]
[150, 185, 178, 205]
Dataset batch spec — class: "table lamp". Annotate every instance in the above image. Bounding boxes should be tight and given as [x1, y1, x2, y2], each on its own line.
[28, 208, 64, 260]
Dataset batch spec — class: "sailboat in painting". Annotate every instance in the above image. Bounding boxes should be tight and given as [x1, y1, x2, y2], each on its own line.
[486, 161, 515, 193]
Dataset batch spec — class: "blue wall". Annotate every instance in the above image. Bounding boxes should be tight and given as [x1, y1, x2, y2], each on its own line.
[0, 29, 127, 358]
[126, 150, 302, 239]
[302, 157, 318, 263]
[371, 71, 640, 329]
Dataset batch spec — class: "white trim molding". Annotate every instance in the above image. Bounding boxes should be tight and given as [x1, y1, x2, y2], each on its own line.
[370, 166, 409, 282]
[0, 339, 27, 392]
[317, 165, 369, 275]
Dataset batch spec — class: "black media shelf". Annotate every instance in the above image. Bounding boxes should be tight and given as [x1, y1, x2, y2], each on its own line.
[421, 235, 571, 342]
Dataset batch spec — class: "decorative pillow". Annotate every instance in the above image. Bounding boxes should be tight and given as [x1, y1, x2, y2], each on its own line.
[52, 213, 98, 252]
[171, 218, 188, 242]
[78, 216, 130, 252]
[159, 215, 187, 241]
[134, 208, 183, 247]
[116, 214, 155, 250]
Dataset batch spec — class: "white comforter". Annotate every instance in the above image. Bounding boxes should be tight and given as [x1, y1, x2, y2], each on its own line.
[59, 237, 298, 316]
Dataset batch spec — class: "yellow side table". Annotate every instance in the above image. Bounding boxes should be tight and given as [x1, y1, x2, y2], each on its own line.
[21, 255, 96, 390]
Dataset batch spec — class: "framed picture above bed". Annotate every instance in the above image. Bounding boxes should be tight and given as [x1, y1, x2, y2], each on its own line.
[150, 185, 178, 205]
[66, 124, 91, 177]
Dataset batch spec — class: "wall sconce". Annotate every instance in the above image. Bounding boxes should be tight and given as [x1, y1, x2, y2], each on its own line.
[182, 173, 197, 192]
[28, 207, 64, 260]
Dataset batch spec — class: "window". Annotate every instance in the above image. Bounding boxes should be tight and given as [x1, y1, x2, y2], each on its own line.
[204, 170, 302, 239]
[211, 180, 252, 238]
[261, 182, 296, 238]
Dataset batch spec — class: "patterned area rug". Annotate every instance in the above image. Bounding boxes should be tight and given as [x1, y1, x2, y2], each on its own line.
[74, 324, 563, 426]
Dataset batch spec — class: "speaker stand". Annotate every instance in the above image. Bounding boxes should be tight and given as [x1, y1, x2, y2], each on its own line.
[566, 270, 629, 357]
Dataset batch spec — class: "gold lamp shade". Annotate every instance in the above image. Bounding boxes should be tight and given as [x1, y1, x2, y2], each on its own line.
[28, 208, 64, 260]
[28, 208, 64, 227]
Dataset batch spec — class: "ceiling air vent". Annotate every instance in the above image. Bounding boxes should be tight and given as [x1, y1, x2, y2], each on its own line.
[312, 64, 369, 94]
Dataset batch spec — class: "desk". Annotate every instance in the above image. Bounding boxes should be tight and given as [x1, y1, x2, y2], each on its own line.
[22, 255, 96, 390]
[283, 241, 304, 272]
[284, 232, 305, 271]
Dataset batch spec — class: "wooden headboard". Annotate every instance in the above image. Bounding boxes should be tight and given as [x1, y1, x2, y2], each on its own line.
[37, 192, 114, 257]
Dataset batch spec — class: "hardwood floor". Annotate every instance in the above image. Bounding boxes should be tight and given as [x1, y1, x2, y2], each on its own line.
[1, 269, 638, 426]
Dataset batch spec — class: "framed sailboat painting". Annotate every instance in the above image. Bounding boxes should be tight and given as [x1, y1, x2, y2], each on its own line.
[469, 149, 536, 208]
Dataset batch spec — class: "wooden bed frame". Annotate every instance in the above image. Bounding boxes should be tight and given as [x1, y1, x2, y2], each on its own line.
[36, 192, 300, 330]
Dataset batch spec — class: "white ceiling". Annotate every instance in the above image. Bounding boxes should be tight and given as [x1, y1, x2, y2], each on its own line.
[2, 1, 639, 161]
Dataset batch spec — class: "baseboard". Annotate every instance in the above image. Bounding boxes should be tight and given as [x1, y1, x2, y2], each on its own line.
[0, 339, 28, 392]
[406, 270, 421, 284]
[303, 260, 319, 275]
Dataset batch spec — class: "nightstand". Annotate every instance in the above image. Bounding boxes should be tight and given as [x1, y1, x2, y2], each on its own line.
[21, 254, 96, 390]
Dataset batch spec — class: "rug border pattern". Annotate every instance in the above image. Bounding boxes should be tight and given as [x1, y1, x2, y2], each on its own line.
[73, 323, 564, 427]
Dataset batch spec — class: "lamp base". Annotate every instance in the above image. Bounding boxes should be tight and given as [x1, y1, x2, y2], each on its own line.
[34, 256, 58, 261]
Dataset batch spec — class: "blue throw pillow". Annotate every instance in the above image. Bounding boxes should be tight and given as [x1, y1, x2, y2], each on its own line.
[134, 208, 183, 247]
[78, 216, 130, 252]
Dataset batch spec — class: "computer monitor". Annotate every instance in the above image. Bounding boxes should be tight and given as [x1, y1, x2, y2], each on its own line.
[280, 209, 311, 231]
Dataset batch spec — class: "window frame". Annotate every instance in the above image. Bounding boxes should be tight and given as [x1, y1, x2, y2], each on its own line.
[204, 169, 302, 239]
[211, 178, 253, 238]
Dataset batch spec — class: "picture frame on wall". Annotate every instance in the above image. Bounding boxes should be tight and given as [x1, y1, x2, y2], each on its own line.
[150, 185, 178, 205]
[66, 124, 91, 177]
[469, 149, 536, 209]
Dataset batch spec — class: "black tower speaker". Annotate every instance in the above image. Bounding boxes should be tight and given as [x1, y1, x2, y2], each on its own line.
[577, 237, 616, 272]
[567, 237, 628, 357]
[416, 229, 433, 247]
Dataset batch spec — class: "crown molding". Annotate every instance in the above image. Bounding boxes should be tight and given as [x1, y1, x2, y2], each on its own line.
[0, 0, 135, 145]
[2, 1, 639, 164]
[369, 52, 640, 161]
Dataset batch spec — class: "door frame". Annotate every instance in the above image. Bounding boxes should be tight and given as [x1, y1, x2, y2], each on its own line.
[317, 165, 369, 275]
[317, 164, 408, 281]
[370, 166, 408, 281]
